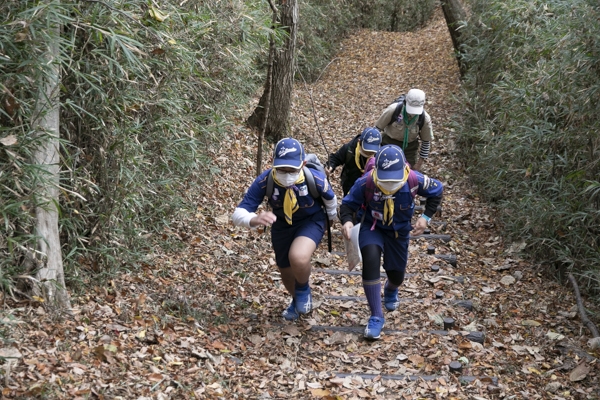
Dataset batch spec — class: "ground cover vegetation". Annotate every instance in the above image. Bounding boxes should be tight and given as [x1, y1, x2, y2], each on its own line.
[0, 0, 271, 294]
[457, 0, 600, 304]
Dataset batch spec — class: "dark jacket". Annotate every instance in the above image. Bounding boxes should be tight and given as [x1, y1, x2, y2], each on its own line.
[327, 135, 370, 195]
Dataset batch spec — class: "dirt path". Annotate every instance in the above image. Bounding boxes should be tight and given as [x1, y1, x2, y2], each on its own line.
[3, 8, 598, 400]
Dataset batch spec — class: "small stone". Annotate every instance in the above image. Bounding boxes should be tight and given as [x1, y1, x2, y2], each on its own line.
[427, 246, 435, 255]
[500, 275, 516, 286]
[228, 356, 243, 365]
[544, 381, 561, 393]
[487, 385, 501, 394]
[430, 265, 440, 272]
[99, 335, 112, 343]
[466, 331, 485, 344]
[435, 291, 444, 299]
[454, 300, 473, 311]
[513, 270, 523, 280]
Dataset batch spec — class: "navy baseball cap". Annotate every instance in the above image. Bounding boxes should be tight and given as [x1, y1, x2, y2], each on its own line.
[374, 145, 407, 181]
[360, 127, 382, 152]
[273, 138, 305, 169]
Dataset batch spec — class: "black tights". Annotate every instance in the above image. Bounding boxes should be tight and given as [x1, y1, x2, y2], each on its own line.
[361, 244, 405, 286]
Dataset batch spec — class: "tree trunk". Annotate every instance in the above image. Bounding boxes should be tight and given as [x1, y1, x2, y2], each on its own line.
[247, 0, 298, 143]
[441, 0, 468, 77]
[31, 4, 71, 310]
[256, 1, 278, 176]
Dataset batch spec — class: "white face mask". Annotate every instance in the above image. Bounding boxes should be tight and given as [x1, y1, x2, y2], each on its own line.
[359, 148, 375, 158]
[275, 170, 300, 187]
[378, 181, 404, 193]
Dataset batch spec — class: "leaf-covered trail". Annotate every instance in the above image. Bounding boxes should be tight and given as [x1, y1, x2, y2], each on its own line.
[3, 8, 599, 400]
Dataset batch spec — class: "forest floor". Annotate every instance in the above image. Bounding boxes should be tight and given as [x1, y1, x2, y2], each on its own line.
[2, 7, 599, 400]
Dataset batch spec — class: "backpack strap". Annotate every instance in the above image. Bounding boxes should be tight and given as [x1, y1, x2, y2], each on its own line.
[266, 170, 276, 200]
[407, 170, 419, 199]
[303, 166, 321, 200]
[388, 95, 405, 127]
[363, 156, 375, 175]
[265, 170, 274, 199]
[364, 170, 376, 205]
[417, 113, 425, 130]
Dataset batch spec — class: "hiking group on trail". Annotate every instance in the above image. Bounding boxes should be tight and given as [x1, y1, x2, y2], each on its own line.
[232, 89, 444, 340]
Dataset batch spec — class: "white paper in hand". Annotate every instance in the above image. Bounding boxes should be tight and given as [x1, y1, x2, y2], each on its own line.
[344, 223, 362, 271]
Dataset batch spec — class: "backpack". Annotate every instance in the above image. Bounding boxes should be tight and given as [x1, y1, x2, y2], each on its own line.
[265, 153, 326, 202]
[388, 94, 425, 130]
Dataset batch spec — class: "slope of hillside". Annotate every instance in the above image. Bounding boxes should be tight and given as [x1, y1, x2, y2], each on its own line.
[2, 7, 598, 400]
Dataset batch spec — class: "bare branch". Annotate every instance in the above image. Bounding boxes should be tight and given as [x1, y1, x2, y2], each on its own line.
[267, 0, 278, 14]
[568, 272, 600, 338]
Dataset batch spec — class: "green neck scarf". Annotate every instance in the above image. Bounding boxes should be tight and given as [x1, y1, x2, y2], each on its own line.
[401, 106, 418, 151]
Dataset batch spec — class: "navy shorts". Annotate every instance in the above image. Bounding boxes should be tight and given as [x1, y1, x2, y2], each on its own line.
[359, 224, 410, 273]
[271, 212, 326, 268]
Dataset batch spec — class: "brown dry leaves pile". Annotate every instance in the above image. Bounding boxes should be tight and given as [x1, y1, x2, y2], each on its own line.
[1, 8, 599, 400]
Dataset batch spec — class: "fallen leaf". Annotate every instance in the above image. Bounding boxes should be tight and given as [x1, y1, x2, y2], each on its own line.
[149, 6, 169, 22]
[546, 331, 564, 341]
[500, 275, 516, 286]
[148, 373, 164, 382]
[521, 320, 541, 327]
[0, 348, 22, 359]
[569, 362, 590, 382]
[72, 367, 85, 375]
[211, 341, 227, 349]
[282, 325, 301, 336]
[309, 388, 331, 397]
[106, 323, 128, 332]
[215, 213, 230, 225]
[408, 354, 425, 366]
[324, 331, 347, 345]
[458, 341, 472, 350]
[0, 135, 17, 146]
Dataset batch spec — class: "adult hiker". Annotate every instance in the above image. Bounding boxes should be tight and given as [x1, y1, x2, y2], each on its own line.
[339, 145, 443, 340]
[231, 138, 338, 321]
[374, 88, 433, 171]
[325, 126, 382, 196]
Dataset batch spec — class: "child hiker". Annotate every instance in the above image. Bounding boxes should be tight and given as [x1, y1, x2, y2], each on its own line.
[232, 138, 338, 320]
[339, 144, 443, 339]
